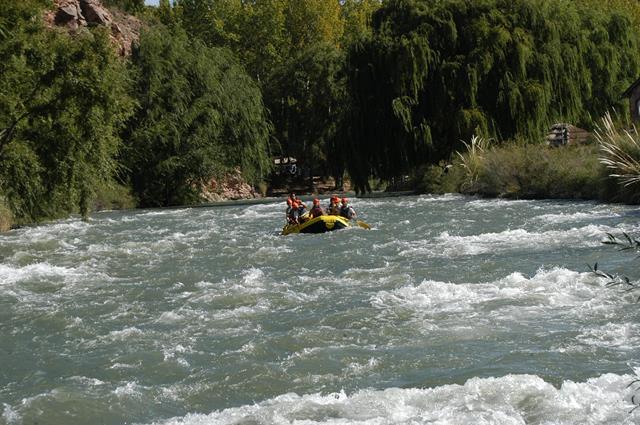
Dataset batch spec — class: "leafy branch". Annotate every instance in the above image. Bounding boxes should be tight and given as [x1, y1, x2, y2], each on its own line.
[588, 233, 640, 300]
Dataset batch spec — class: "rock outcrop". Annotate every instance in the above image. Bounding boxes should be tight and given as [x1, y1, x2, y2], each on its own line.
[201, 169, 262, 202]
[44, 0, 141, 56]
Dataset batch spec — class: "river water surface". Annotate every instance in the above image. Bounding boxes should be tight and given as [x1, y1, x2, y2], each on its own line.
[1, 195, 640, 424]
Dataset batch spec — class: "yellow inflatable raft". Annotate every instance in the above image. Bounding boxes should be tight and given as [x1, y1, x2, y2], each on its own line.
[282, 215, 351, 235]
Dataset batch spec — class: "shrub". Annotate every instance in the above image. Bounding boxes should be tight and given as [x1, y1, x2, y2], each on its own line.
[92, 182, 136, 212]
[437, 138, 606, 200]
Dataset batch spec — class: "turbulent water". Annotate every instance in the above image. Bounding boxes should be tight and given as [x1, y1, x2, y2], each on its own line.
[2, 195, 640, 425]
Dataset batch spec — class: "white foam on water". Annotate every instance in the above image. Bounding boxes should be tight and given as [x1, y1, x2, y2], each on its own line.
[242, 267, 266, 287]
[108, 327, 145, 341]
[114, 381, 145, 398]
[576, 323, 640, 351]
[0, 262, 80, 285]
[231, 202, 284, 220]
[1, 403, 20, 425]
[157, 311, 184, 323]
[345, 357, 380, 376]
[209, 301, 271, 322]
[110, 361, 142, 370]
[135, 209, 191, 218]
[533, 210, 621, 225]
[144, 373, 638, 425]
[354, 194, 466, 209]
[163, 344, 191, 367]
[400, 224, 623, 258]
[194, 280, 215, 289]
[20, 218, 90, 237]
[371, 268, 612, 322]
[467, 198, 538, 209]
[251, 245, 293, 262]
[416, 193, 468, 203]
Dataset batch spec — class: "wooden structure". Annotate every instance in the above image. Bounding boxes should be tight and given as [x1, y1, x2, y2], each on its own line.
[623, 77, 640, 123]
[272, 157, 299, 177]
[546, 123, 590, 147]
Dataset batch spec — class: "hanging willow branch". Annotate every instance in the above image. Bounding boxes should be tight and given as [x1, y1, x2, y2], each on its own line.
[588, 232, 640, 300]
[345, 0, 640, 189]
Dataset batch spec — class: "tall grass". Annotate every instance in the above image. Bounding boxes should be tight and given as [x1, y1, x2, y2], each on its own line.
[423, 135, 615, 201]
[596, 112, 640, 187]
[456, 135, 492, 191]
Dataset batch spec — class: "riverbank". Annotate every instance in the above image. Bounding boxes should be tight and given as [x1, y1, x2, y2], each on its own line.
[419, 142, 640, 205]
[3, 137, 639, 233]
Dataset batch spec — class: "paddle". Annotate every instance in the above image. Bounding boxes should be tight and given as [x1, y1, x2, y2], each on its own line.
[356, 220, 371, 230]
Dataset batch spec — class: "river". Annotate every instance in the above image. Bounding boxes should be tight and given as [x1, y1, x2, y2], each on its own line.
[1, 195, 640, 424]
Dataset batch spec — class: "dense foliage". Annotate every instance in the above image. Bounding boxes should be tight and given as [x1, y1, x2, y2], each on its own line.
[345, 0, 640, 192]
[123, 26, 272, 207]
[441, 142, 608, 200]
[264, 42, 348, 184]
[173, 0, 380, 186]
[102, 0, 145, 13]
[0, 0, 133, 223]
[2, 0, 640, 227]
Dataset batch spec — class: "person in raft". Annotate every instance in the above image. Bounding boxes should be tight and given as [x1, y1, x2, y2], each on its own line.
[308, 198, 325, 219]
[285, 198, 296, 224]
[326, 196, 341, 215]
[290, 193, 306, 211]
[294, 200, 309, 223]
[339, 197, 356, 220]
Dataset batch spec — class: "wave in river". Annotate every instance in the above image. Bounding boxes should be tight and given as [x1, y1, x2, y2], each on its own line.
[144, 373, 638, 425]
[398, 223, 639, 258]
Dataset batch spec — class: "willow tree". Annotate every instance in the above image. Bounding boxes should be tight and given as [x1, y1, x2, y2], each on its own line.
[0, 0, 133, 222]
[345, 0, 640, 192]
[123, 26, 272, 207]
[264, 42, 348, 186]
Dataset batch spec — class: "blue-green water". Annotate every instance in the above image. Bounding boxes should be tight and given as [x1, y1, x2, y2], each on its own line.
[1, 195, 640, 424]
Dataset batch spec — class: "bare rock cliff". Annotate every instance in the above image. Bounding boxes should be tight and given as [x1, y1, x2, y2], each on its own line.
[201, 168, 261, 202]
[44, 0, 141, 56]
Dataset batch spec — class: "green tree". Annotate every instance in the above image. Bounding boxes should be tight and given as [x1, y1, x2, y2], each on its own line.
[124, 25, 272, 207]
[103, 0, 145, 13]
[0, 0, 133, 222]
[285, 0, 344, 50]
[238, 0, 290, 82]
[175, 0, 243, 49]
[341, 0, 382, 46]
[174, 0, 350, 81]
[264, 42, 348, 187]
[156, 0, 180, 27]
[345, 0, 640, 193]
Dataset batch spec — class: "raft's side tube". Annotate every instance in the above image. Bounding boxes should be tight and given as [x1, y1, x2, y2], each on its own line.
[282, 215, 350, 235]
